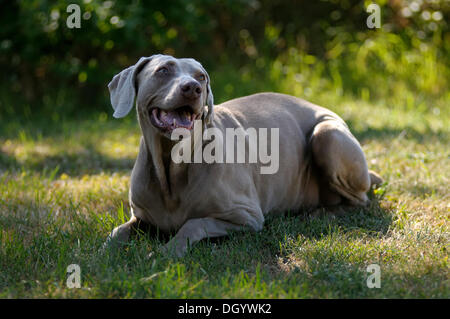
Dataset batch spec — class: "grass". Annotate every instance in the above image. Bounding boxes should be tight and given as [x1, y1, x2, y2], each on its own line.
[0, 93, 448, 298]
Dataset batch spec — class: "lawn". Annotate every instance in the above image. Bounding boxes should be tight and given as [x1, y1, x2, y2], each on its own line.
[0, 94, 448, 298]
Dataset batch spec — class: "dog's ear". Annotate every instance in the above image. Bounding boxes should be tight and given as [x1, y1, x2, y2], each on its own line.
[205, 80, 214, 124]
[108, 56, 155, 118]
[199, 65, 214, 125]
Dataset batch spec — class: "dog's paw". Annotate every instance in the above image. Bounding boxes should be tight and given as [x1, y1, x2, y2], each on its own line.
[146, 240, 188, 259]
[146, 244, 169, 259]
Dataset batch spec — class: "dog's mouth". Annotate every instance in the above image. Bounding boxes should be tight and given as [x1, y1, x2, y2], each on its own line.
[150, 105, 201, 133]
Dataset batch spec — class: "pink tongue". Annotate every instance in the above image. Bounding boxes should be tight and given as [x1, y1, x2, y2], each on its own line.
[160, 110, 192, 128]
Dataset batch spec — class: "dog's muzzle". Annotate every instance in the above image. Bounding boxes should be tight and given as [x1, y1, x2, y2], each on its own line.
[150, 105, 202, 133]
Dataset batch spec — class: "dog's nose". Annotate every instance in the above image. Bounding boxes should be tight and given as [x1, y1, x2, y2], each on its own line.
[180, 81, 201, 99]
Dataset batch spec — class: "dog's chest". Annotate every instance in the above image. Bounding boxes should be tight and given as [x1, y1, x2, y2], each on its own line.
[130, 183, 210, 233]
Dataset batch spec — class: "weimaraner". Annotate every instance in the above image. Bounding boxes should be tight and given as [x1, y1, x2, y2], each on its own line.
[105, 54, 382, 257]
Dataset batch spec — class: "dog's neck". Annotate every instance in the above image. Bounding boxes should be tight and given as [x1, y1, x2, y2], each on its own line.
[138, 112, 199, 211]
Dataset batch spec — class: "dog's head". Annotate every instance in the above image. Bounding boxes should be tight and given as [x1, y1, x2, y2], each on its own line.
[108, 55, 214, 137]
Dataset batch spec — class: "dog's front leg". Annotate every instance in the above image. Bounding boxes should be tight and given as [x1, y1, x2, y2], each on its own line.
[160, 217, 254, 257]
[103, 215, 139, 250]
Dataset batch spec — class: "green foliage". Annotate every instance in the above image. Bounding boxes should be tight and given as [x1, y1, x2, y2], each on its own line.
[0, 0, 448, 119]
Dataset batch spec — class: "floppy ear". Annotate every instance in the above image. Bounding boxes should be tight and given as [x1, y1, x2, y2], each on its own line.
[108, 56, 154, 118]
[204, 73, 214, 125]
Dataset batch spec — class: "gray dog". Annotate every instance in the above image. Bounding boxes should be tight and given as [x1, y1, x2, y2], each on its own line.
[105, 54, 382, 257]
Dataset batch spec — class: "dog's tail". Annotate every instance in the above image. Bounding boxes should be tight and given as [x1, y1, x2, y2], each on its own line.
[369, 170, 383, 187]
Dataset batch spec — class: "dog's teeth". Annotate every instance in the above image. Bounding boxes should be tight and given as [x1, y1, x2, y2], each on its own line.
[173, 118, 177, 126]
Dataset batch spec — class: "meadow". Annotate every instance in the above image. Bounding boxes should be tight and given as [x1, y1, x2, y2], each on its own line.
[1, 74, 448, 298]
[0, 1, 449, 298]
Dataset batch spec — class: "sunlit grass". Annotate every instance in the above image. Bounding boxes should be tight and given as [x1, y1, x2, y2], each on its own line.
[0, 93, 448, 298]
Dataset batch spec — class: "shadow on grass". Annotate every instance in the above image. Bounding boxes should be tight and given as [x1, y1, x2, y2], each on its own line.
[175, 195, 394, 287]
[346, 119, 447, 144]
[1, 112, 447, 178]
[0, 116, 139, 176]
[0, 144, 135, 177]
[0, 149, 19, 169]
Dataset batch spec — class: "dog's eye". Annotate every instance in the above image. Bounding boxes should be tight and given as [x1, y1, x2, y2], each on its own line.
[156, 67, 169, 75]
[197, 74, 206, 81]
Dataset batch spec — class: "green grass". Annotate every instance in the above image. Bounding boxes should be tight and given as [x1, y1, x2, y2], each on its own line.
[0, 95, 448, 298]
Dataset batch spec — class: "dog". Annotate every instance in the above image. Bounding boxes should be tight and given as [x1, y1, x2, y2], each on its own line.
[105, 54, 382, 257]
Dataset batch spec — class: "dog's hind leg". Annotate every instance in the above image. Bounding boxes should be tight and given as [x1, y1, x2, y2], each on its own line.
[310, 119, 376, 206]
